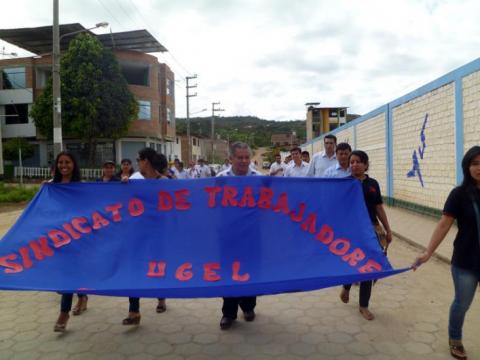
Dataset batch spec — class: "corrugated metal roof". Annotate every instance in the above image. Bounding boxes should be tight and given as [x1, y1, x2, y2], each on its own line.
[0, 23, 167, 54]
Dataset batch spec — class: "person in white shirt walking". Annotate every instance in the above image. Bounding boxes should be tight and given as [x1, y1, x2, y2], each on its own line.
[195, 159, 211, 178]
[284, 147, 309, 177]
[324, 143, 352, 178]
[175, 161, 188, 179]
[269, 154, 286, 176]
[220, 158, 230, 172]
[307, 134, 337, 177]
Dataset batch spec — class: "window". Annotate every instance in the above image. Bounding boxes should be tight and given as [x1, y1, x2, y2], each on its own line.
[167, 108, 172, 124]
[138, 100, 151, 120]
[329, 110, 338, 118]
[2, 67, 26, 89]
[120, 62, 149, 86]
[167, 78, 174, 97]
[5, 104, 29, 124]
[176, 137, 179, 144]
[35, 67, 52, 88]
[339, 109, 346, 117]
[193, 138, 197, 146]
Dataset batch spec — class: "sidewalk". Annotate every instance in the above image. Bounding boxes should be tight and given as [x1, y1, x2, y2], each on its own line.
[385, 205, 455, 263]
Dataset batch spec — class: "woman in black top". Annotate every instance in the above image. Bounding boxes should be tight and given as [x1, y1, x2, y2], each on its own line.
[51, 151, 89, 331]
[339, 150, 393, 320]
[413, 146, 480, 360]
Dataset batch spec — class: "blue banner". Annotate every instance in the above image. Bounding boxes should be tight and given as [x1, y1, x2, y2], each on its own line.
[0, 177, 408, 297]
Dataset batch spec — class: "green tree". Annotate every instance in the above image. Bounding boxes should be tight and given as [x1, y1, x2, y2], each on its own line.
[3, 138, 34, 161]
[30, 33, 138, 165]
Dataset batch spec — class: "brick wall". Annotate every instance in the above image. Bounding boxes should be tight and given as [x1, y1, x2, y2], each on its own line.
[335, 127, 353, 145]
[392, 83, 455, 209]
[462, 72, 480, 151]
[301, 57, 480, 212]
[356, 113, 387, 193]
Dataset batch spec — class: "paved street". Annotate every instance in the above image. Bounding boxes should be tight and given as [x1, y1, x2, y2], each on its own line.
[0, 208, 480, 359]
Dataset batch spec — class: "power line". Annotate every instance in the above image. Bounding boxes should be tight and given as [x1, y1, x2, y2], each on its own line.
[124, 0, 193, 77]
[95, 0, 125, 30]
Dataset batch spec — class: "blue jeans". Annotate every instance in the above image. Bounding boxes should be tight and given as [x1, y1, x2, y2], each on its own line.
[449, 265, 480, 340]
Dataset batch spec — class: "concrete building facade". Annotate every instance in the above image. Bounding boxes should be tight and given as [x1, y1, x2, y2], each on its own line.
[0, 24, 175, 172]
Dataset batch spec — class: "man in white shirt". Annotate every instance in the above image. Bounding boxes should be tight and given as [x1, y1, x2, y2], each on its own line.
[186, 160, 200, 178]
[323, 142, 352, 178]
[220, 158, 230, 172]
[284, 147, 309, 177]
[306, 134, 337, 177]
[175, 161, 188, 179]
[269, 154, 286, 176]
[194, 159, 211, 178]
[217, 142, 259, 331]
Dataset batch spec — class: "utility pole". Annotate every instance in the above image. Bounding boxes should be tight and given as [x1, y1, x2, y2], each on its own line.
[185, 75, 197, 163]
[52, 0, 62, 158]
[210, 102, 225, 163]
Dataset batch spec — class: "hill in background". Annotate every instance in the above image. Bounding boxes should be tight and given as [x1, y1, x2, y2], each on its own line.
[176, 116, 306, 148]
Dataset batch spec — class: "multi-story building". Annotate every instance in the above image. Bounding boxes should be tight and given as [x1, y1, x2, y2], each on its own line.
[305, 105, 348, 141]
[0, 23, 176, 169]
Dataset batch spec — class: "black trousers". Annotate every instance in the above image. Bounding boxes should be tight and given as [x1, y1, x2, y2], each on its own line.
[222, 297, 256, 319]
[343, 281, 373, 308]
[128, 297, 165, 312]
[60, 293, 86, 313]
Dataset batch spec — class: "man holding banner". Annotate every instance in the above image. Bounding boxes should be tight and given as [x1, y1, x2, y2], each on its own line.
[217, 142, 260, 330]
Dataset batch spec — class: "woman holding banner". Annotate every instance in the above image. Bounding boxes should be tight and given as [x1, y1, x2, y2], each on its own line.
[339, 150, 393, 321]
[51, 151, 89, 332]
[122, 147, 169, 325]
[413, 146, 480, 360]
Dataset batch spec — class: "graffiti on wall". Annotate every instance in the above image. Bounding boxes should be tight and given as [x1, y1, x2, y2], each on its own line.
[406, 113, 428, 187]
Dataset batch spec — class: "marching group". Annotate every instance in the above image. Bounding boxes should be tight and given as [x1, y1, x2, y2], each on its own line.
[46, 136, 480, 360]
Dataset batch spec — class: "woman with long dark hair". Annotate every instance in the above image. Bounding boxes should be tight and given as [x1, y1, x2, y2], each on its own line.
[118, 158, 134, 178]
[51, 151, 88, 332]
[339, 150, 393, 321]
[122, 147, 169, 325]
[413, 146, 480, 360]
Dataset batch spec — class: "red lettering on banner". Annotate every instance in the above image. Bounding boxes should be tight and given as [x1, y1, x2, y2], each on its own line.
[358, 259, 382, 273]
[29, 237, 54, 260]
[174, 189, 191, 210]
[272, 192, 289, 214]
[342, 248, 366, 266]
[316, 224, 334, 245]
[290, 203, 306, 222]
[91, 212, 110, 230]
[300, 213, 317, 234]
[204, 186, 222, 208]
[128, 198, 144, 217]
[48, 230, 71, 248]
[221, 186, 239, 207]
[239, 186, 256, 208]
[232, 261, 250, 282]
[62, 223, 81, 240]
[257, 187, 274, 209]
[147, 261, 166, 278]
[105, 203, 123, 222]
[176, 262, 193, 281]
[19, 247, 33, 269]
[71, 217, 92, 234]
[203, 262, 221, 281]
[329, 238, 351, 256]
[158, 191, 173, 211]
[0, 254, 23, 273]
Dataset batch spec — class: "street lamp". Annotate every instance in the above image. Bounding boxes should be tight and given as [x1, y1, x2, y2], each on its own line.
[52, 0, 108, 157]
[191, 108, 207, 116]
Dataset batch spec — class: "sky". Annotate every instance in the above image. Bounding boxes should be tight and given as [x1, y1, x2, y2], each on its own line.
[1, 0, 479, 121]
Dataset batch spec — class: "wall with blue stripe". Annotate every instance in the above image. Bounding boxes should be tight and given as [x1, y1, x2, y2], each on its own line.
[302, 57, 480, 211]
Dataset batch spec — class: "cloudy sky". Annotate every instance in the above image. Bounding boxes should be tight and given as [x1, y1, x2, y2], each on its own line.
[1, 0, 479, 120]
